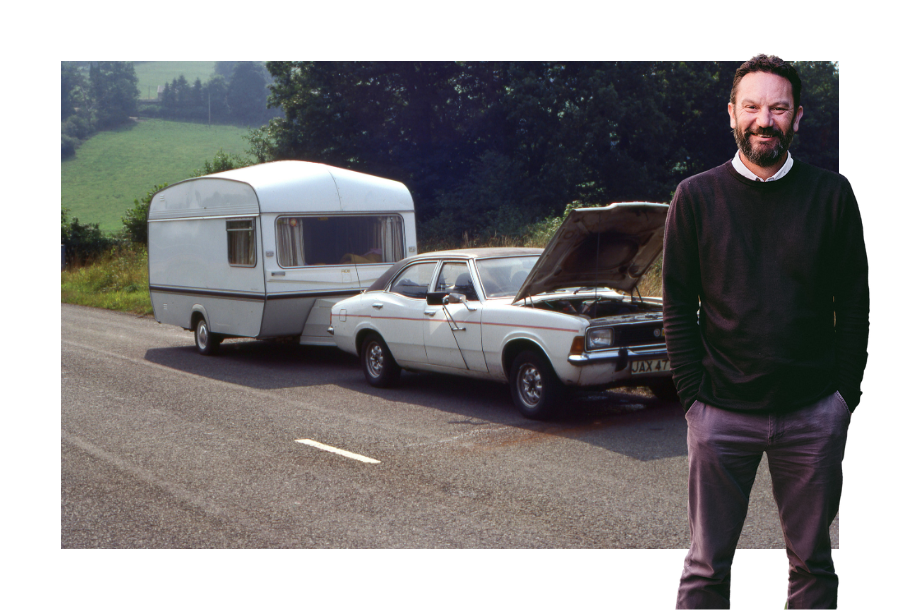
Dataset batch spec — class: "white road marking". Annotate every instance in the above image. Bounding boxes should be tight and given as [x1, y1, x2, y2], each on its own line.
[295, 439, 381, 464]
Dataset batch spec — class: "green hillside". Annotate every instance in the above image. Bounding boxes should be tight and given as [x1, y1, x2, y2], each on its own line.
[134, 61, 217, 100]
[61, 119, 251, 233]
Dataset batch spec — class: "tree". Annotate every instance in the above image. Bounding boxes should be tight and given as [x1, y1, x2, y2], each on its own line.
[792, 61, 839, 173]
[205, 74, 229, 123]
[257, 61, 838, 242]
[61, 61, 85, 121]
[89, 61, 140, 128]
[226, 62, 269, 125]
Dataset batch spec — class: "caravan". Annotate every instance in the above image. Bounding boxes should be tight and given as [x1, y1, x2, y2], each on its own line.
[148, 161, 417, 354]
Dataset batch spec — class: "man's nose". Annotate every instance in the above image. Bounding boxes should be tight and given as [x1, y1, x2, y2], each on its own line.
[756, 108, 774, 127]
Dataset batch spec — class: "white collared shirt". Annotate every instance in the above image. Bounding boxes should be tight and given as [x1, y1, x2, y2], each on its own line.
[732, 151, 793, 182]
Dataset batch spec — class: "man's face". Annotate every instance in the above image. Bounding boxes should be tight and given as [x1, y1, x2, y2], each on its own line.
[728, 71, 803, 168]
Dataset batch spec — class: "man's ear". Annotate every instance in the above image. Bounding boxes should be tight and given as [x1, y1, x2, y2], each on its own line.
[792, 105, 804, 132]
[728, 103, 737, 130]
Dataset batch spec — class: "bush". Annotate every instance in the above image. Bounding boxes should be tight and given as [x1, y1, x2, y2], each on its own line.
[61, 244, 151, 315]
[62, 208, 119, 265]
[61, 134, 79, 159]
[122, 184, 168, 246]
[191, 149, 252, 177]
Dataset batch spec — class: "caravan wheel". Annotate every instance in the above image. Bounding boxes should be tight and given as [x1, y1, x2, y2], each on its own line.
[195, 317, 221, 356]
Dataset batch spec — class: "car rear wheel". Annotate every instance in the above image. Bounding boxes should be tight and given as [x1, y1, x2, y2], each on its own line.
[194, 317, 221, 356]
[509, 350, 563, 420]
[361, 334, 401, 388]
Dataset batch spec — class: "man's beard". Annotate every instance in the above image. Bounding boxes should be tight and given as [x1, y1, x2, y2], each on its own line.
[734, 123, 795, 167]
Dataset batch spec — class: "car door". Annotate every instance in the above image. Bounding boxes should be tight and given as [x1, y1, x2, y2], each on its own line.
[369, 261, 437, 365]
[424, 260, 487, 372]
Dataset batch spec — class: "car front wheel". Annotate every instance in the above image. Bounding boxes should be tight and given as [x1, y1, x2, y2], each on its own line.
[361, 334, 401, 388]
[509, 350, 562, 420]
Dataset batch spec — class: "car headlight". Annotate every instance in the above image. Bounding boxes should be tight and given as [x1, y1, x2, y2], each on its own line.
[586, 327, 613, 350]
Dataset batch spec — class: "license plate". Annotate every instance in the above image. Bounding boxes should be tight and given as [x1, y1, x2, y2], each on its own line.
[631, 358, 670, 375]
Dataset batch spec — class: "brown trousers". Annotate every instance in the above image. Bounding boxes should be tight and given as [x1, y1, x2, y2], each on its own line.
[676, 391, 851, 609]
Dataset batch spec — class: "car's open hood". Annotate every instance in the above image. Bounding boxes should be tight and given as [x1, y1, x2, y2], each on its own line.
[513, 202, 669, 302]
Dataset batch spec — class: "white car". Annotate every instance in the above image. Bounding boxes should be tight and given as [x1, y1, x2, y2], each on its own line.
[328, 203, 673, 419]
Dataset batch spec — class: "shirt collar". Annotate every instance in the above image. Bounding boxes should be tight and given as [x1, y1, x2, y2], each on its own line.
[732, 151, 793, 182]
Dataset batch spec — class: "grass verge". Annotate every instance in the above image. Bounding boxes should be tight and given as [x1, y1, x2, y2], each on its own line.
[61, 246, 153, 316]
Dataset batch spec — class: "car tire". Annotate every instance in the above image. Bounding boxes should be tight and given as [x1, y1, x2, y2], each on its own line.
[509, 350, 563, 420]
[649, 379, 679, 402]
[194, 317, 221, 356]
[361, 334, 401, 388]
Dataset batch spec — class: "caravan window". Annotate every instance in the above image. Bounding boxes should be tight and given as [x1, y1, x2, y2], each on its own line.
[227, 219, 256, 267]
[276, 215, 404, 267]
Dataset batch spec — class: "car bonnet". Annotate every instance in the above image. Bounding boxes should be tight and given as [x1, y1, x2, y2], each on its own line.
[513, 202, 669, 302]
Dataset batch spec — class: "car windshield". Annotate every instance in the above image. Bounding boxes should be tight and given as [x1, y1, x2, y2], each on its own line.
[475, 256, 540, 298]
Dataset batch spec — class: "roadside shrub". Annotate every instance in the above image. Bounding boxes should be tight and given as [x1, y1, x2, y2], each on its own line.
[122, 183, 168, 246]
[62, 208, 119, 265]
[61, 244, 151, 315]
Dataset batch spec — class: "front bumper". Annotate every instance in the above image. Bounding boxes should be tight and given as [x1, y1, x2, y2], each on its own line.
[568, 344, 668, 372]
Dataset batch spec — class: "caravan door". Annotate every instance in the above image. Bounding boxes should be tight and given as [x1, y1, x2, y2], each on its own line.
[259, 214, 408, 338]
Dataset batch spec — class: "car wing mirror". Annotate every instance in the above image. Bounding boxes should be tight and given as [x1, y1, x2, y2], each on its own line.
[445, 292, 476, 311]
[426, 291, 448, 306]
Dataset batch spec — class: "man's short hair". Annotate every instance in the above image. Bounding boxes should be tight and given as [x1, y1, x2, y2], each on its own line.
[731, 54, 802, 110]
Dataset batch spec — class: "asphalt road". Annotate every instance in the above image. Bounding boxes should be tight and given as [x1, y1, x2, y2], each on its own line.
[61, 303, 837, 551]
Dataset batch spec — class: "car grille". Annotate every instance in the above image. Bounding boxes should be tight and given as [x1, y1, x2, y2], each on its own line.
[614, 323, 665, 347]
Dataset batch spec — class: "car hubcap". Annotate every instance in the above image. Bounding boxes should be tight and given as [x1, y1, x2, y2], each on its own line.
[367, 344, 384, 377]
[198, 324, 208, 349]
[518, 364, 542, 407]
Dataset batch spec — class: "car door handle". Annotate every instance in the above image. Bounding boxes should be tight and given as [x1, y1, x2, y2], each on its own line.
[372, 303, 383, 309]
[424, 310, 436, 317]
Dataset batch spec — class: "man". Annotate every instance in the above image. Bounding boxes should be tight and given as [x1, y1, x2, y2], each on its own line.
[662, 55, 868, 609]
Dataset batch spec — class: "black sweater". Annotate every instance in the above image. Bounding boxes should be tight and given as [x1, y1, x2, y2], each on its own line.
[662, 160, 869, 413]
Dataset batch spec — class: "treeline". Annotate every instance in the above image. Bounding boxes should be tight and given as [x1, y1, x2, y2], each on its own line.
[62, 61, 280, 160]
[248, 61, 839, 242]
[140, 62, 280, 126]
[62, 61, 140, 159]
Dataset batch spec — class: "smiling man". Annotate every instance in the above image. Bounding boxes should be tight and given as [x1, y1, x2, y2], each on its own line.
[662, 55, 869, 608]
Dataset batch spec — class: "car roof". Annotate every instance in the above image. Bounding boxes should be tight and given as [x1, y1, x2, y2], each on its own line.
[412, 247, 543, 259]
[366, 248, 543, 292]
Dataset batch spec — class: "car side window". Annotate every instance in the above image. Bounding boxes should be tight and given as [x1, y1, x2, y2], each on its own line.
[389, 262, 437, 299]
[436, 262, 478, 301]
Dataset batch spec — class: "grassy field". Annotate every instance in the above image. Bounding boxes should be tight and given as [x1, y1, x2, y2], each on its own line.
[134, 61, 217, 100]
[61, 119, 251, 233]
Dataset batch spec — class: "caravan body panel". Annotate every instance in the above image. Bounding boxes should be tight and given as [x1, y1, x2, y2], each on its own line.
[148, 161, 416, 346]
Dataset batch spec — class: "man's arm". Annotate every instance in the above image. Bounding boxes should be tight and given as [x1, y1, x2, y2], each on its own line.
[833, 180, 869, 411]
[662, 185, 705, 409]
